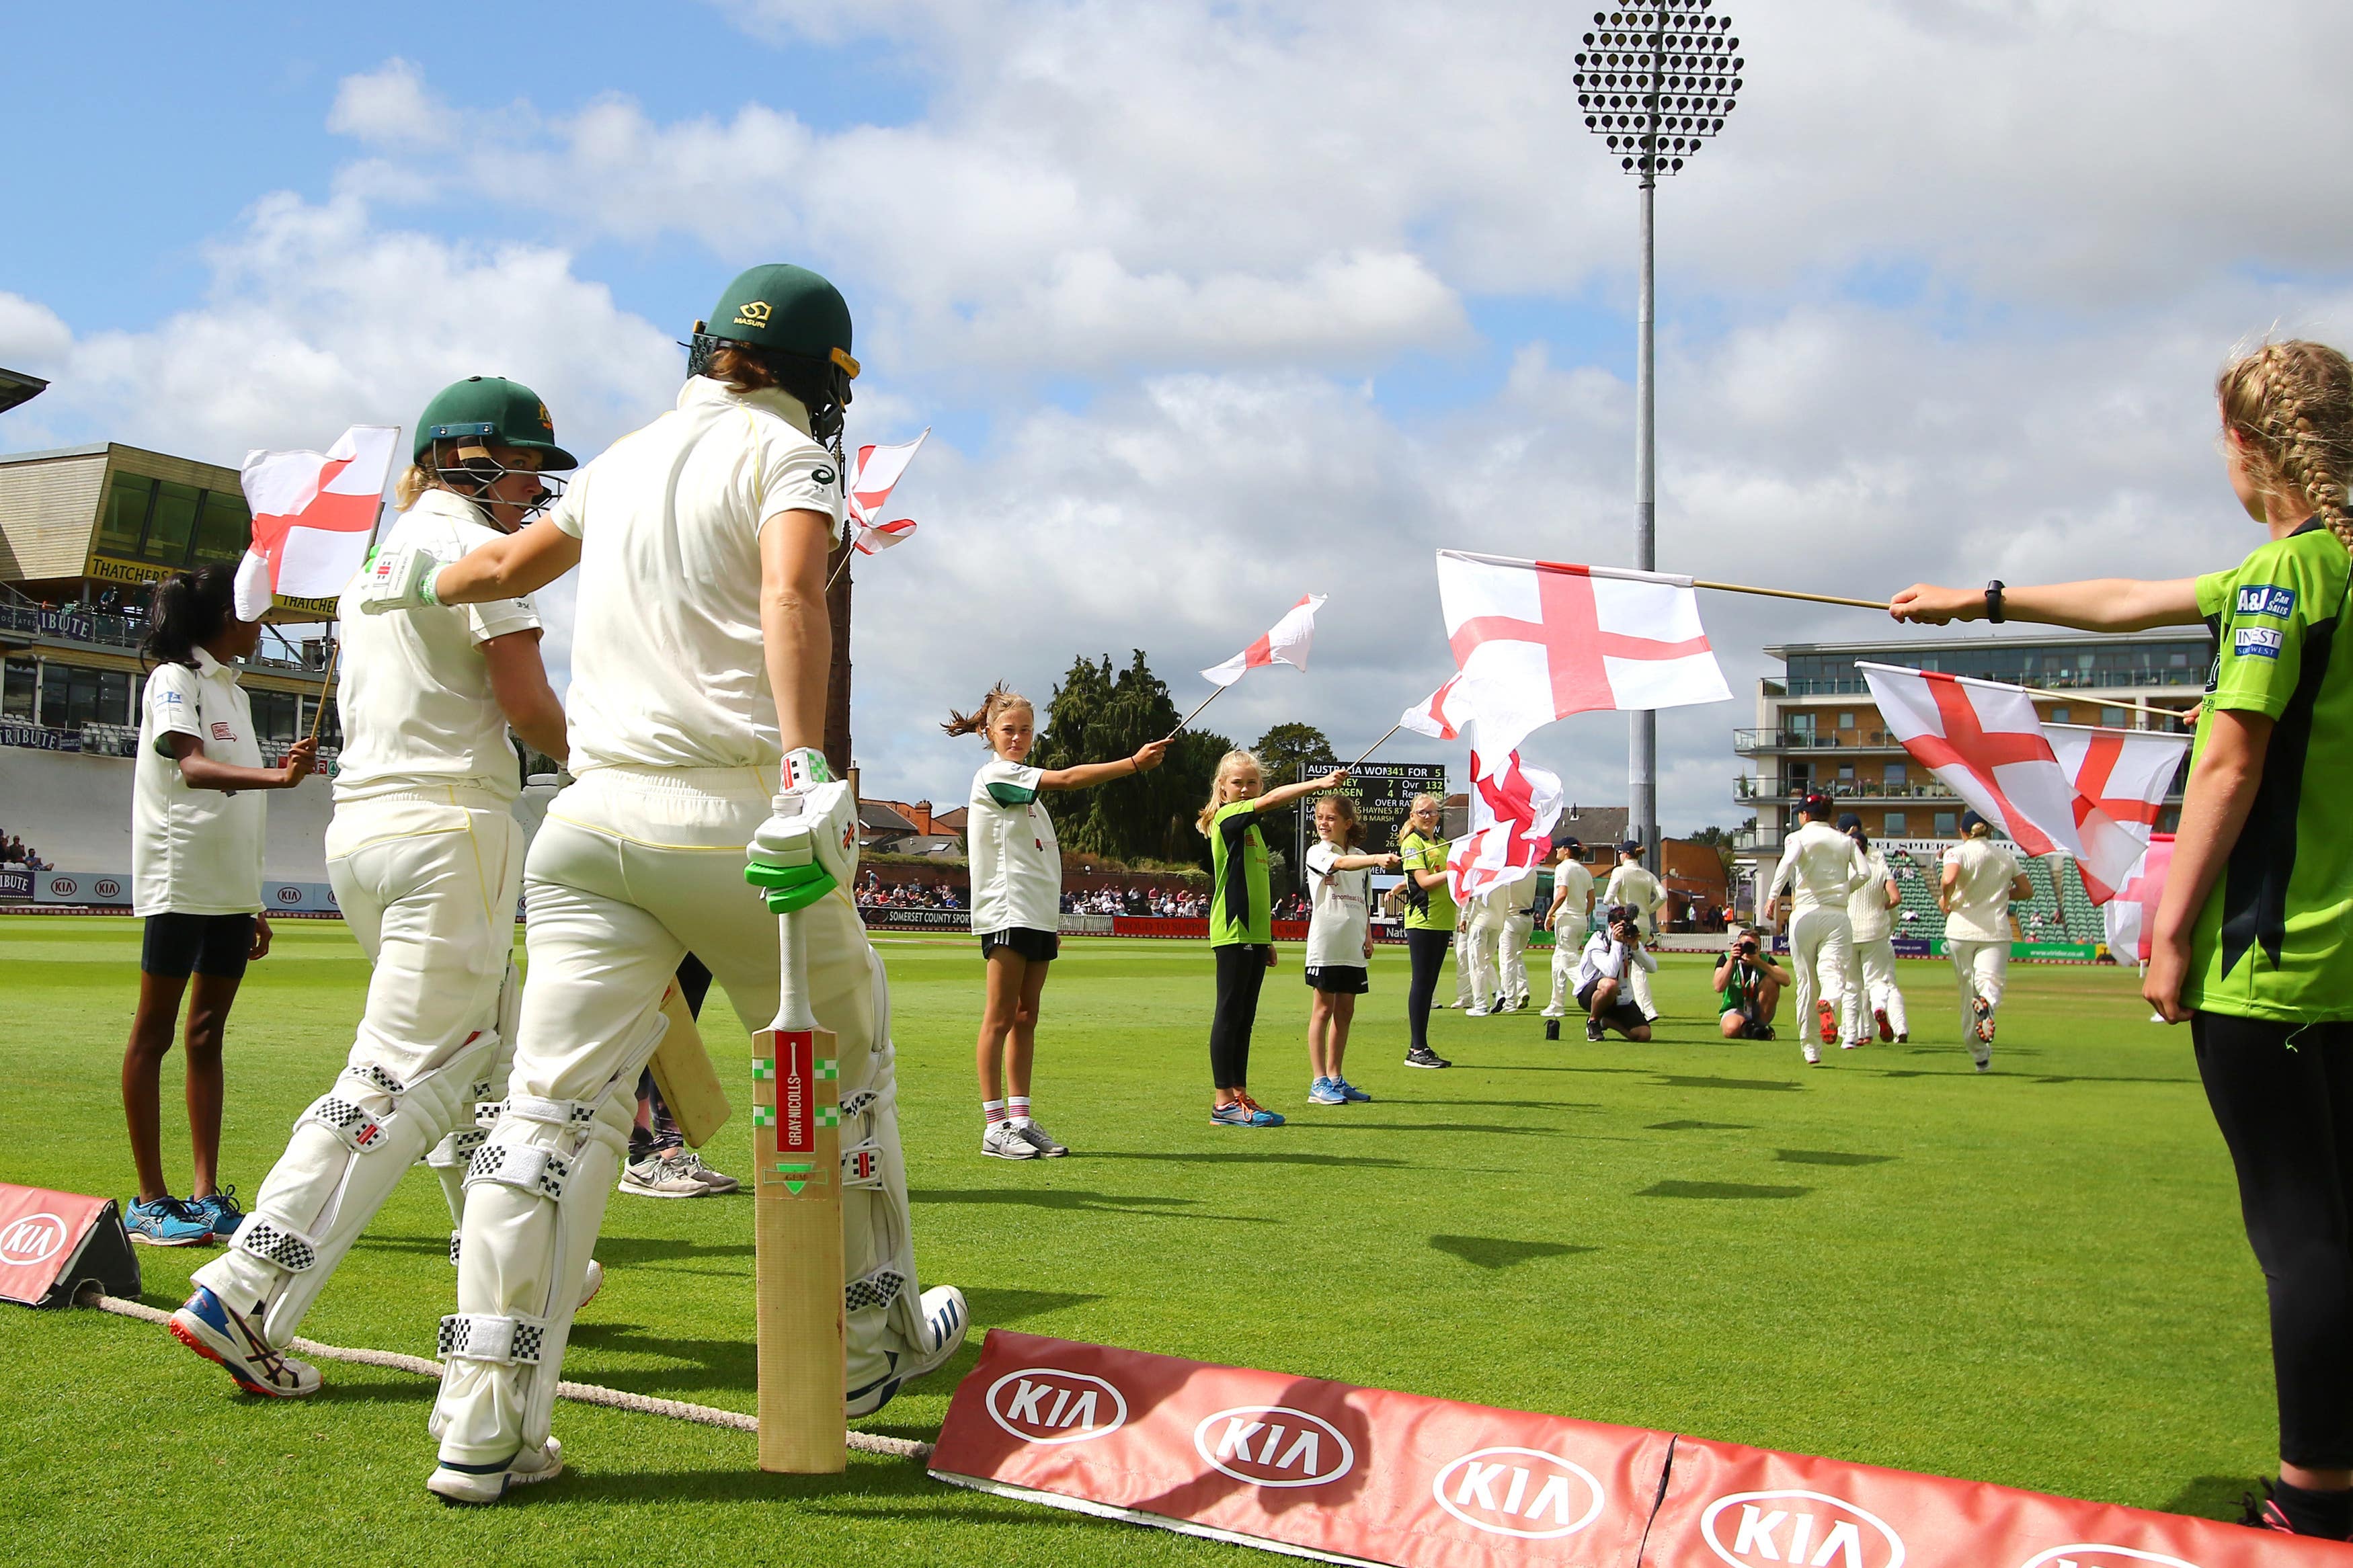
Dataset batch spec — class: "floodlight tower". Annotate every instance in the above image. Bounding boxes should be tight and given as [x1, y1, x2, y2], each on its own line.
[1574, 3, 1743, 872]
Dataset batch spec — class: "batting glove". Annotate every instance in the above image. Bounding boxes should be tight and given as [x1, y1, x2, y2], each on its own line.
[746, 780, 859, 914]
[357, 544, 450, 615]
[781, 746, 834, 795]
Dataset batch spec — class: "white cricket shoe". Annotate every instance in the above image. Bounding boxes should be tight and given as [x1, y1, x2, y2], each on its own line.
[981, 1123, 1037, 1160]
[1802, 1042, 1823, 1066]
[846, 1285, 971, 1418]
[428, 1437, 564, 1506]
[577, 1260, 604, 1312]
[617, 1151, 707, 1198]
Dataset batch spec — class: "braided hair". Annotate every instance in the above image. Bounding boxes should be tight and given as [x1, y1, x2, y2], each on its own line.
[2218, 339, 2353, 556]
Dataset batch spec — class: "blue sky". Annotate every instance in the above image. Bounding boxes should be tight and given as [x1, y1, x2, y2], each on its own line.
[9, 1, 2353, 835]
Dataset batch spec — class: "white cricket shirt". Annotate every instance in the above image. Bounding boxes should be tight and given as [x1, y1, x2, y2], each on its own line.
[1769, 823, 1873, 910]
[1602, 862, 1666, 935]
[1552, 860, 1595, 923]
[132, 648, 265, 916]
[333, 489, 541, 804]
[967, 758, 1060, 935]
[1848, 846, 1897, 943]
[1304, 840, 1371, 969]
[549, 377, 848, 773]
[1942, 837, 2022, 944]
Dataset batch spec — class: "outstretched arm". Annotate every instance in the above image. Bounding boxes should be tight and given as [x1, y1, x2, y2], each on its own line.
[1888, 578, 2202, 632]
[1254, 768, 1349, 813]
[1040, 739, 1168, 790]
[167, 733, 313, 792]
[432, 519, 583, 606]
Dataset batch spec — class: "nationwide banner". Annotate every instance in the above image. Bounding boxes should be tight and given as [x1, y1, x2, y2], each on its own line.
[934, 1331, 2336, 1568]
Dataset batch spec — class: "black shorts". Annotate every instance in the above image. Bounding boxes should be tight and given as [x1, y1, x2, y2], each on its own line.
[1577, 977, 1648, 1034]
[980, 926, 1060, 963]
[141, 913, 255, 981]
[1303, 964, 1369, 995]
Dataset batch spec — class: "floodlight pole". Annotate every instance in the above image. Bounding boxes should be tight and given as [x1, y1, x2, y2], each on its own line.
[1632, 165, 1659, 874]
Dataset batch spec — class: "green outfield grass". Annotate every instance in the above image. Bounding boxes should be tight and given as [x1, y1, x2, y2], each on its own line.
[0, 917, 2274, 1565]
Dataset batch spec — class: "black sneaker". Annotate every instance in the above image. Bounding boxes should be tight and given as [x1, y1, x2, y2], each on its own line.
[1585, 1018, 1605, 1042]
[1403, 1045, 1451, 1069]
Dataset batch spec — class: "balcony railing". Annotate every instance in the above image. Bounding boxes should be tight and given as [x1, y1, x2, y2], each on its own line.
[1734, 727, 1905, 752]
[1734, 775, 1958, 802]
[1781, 669, 2205, 695]
[1, 604, 323, 674]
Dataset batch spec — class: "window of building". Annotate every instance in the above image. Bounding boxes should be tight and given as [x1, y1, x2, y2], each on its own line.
[249, 690, 299, 743]
[98, 474, 155, 556]
[1786, 761, 1811, 792]
[3, 658, 36, 721]
[142, 482, 202, 564]
[1883, 812, 1907, 836]
[1837, 712, 1854, 730]
[1837, 764, 1856, 782]
[2102, 706, 2126, 727]
[192, 492, 251, 564]
[2049, 706, 2069, 725]
[1934, 811, 1958, 837]
[1883, 761, 1907, 788]
[38, 663, 131, 729]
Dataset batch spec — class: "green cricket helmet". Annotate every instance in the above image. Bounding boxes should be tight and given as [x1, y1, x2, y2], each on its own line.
[688, 264, 859, 444]
[413, 376, 578, 471]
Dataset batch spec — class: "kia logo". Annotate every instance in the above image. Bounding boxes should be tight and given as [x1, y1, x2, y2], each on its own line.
[2016, 1549, 2199, 1568]
[95, 878, 120, 899]
[1700, 1489, 1905, 1568]
[277, 886, 301, 903]
[984, 1368, 1126, 1445]
[1432, 1446, 1604, 1539]
[0, 1212, 70, 1267]
[52, 877, 77, 896]
[1192, 1405, 1355, 1488]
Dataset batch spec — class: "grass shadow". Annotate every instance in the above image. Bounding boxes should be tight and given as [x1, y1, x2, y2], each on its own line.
[1654, 1075, 1804, 1093]
[959, 1286, 1105, 1327]
[1304, 1122, 1559, 1137]
[1429, 1234, 1598, 1269]
[1082, 1150, 1411, 1168]
[1648, 1120, 1754, 1132]
[910, 1189, 1276, 1223]
[1640, 1180, 1812, 1200]
[1776, 1149, 1897, 1167]
[2161, 1474, 2262, 1522]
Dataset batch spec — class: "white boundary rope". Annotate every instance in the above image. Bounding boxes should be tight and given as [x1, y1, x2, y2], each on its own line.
[83, 1288, 933, 1462]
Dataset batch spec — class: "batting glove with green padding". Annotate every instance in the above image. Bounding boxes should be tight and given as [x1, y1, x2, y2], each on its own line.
[746, 780, 859, 913]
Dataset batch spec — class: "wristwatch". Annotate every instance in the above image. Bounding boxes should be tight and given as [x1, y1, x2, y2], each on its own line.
[1985, 579, 2006, 624]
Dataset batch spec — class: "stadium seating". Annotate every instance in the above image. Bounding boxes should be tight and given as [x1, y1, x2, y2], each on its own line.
[1884, 851, 1946, 942]
[0, 745, 333, 879]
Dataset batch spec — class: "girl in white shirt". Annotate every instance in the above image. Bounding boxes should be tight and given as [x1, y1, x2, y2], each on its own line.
[122, 565, 316, 1249]
[944, 684, 1165, 1159]
[1301, 794, 1398, 1106]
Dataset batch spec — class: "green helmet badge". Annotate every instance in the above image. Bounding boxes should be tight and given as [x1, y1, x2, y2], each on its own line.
[413, 376, 578, 470]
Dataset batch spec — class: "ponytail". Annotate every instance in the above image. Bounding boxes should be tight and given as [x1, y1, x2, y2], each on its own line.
[942, 683, 1032, 741]
[141, 564, 238, 670]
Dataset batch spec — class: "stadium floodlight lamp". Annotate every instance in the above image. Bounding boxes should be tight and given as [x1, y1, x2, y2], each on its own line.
[1572, 2, 1743, 181]
[1569, 1, 1747, 876]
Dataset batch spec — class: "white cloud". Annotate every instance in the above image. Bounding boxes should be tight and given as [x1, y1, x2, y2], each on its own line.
[326, 58, 454, 149]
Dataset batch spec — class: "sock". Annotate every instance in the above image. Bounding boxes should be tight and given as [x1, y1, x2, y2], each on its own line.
[2274, 1479, 2353, 1538]
[1007, 1096, 1032, 1128]
[983, 1099, 1008, 1125]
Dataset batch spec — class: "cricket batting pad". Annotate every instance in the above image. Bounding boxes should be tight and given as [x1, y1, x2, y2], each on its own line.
[754, 907, 845, 1473]
[649, 979, 732, 1149]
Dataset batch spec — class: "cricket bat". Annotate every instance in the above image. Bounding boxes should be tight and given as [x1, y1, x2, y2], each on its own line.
[751, 907, 845, 1473]
[648, 981, 732, 1149]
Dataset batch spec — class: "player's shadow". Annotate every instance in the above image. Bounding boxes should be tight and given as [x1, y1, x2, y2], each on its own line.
[958, 1286, 1105, 1327]
[1652, 1075, 1804, 1093]
[1429, 1234, 1598, 1269]
[1082, 1149, 1412, 1167]
[1639, 1180, 1812, 1200]
[1775, 1149, 1897, 1167]
[1408, 1098, 1605, 1112]
[2161, 1474, 2264, 1522]
[1304, 1121, 1558, 1137]
[1648, 1120, 1755, 1131]
[910, 1188, 1277, 1223]
[565, 1322, 758, 1395]
[543, 1460, 945, 1505]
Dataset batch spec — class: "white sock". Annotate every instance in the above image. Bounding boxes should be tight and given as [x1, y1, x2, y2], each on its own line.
[1007, 1096, 1032, 1128]
[983, 1098, 1008, 1126]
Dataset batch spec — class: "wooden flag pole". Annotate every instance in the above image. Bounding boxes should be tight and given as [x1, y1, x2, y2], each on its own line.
[1165, 684, 1227, 741]
[1690, 577, 1888, 612]
[307, 639, 340, 745]
[1345, 721, 1404, 772]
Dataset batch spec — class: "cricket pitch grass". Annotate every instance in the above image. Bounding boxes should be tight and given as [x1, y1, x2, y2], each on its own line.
[0, 919, 2275, 1565]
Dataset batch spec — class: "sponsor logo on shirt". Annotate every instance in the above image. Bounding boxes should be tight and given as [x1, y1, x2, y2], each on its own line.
[2236, 582, 2296, 619]
[211, 721, 236, 741]
[2233, 625, 2284, 659]
[163, 690, 184, 706]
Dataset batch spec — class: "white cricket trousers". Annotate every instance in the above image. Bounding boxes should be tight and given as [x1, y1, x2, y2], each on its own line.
[1853, 934, 1908, 1040]
[193, 790, 522, 1344]
[1464, 919, 1505, 1010]
[432, 766, 924, 1469]
[1499, 911, 1535, 1004]
[1786, 904, 1860, 1052]
[1948, 938, 2007, 1050]
[1548, 940, 1577, 1013]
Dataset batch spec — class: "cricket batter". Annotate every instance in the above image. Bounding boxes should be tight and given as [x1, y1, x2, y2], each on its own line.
[171, 378, 577, 1397]
[363, 265, 965, 1503]
[1461, 874, 1518, 1016]
[1540, 837, 1595, 1018]
[1496, 867, 1541, 1011]
[1767, 794, 1874, 1066]
[1839, 813, 1908, 1044]
[1601, 839, 1669, 1020]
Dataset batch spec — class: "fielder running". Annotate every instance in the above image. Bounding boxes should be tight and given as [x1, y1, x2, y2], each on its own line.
[1601, 839, 1668, 1020]
[1540, 837, 1595, 1018]
[1766, 794, 1874, 1067]
[1941, 811, 2031, 1071]
[363, 264, 964, 1503]
[171, 378, 577, 1396]
[1839, 813, 1909, 1044]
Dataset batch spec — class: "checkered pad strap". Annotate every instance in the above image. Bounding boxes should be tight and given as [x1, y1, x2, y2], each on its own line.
[297, 1094, 387, 1155]
[846, 1266, 905, 1315]
[484, 1094, 602, 1131]
[463, 1141, 572, 1200]
[445, 1126, 488, 1159]
[448, 1229, 462, 1267]
[234, 1215, 320, 1273]
[343, 1063, 406, 1098]
[839, 1087, 881, 1120]
[840, 1137, 885, 1190]
[436, 1312, 547, 1366]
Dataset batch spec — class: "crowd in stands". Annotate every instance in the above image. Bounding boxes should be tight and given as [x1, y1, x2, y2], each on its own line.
[1, 833, 50, 872]
[853, 873, 963, 911]
[1059, 886, 1212, 919]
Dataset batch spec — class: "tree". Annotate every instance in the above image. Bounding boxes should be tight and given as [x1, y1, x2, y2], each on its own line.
[1250, 722, 1334, 899]
[1033, 651, 1233, 866]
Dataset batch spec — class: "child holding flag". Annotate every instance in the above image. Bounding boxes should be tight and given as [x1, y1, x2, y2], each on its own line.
[944, 683, 1165, 1159]
[1198, 751, 1347, 1126]
[1301, 793, 1397, 1105]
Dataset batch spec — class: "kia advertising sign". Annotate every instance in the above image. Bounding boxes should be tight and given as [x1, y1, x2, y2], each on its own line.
[0, 1184, 140, 1309]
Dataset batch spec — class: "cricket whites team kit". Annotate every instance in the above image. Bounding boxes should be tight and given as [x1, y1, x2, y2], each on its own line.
[1544, 857, 1595, 1016]
[966, 758, 1062, 962]
[1600, 859, 1664, 1020]
[1846, 839, 1909, 1042]
[1941, 836, 2021, 1069]
[1767, 819, 1874, 1065]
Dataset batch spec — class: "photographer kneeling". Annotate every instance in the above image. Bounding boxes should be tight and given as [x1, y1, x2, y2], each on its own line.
[1714, 925, 1790, 1040]
[1572, 904, 1657, 1043]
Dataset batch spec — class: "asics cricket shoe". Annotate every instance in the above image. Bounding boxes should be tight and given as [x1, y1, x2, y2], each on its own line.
[126, 1196, 213, 1247]
[169, 1286, 320, 1398]
[670, 1149, 740, 1193]
[1974, 1053, 1993, 1073]
[847, 1285, 971, 1419]
[981, 1122, 1039, 1159]
[1333, 1077, 1372, 1102]
[428, 1437, 564, 1506]
[1211, 1098, 1285, 1127]
[1974, 997, 1997, 1045]
[1308, 1078, 1347, 1105]
[1816, 1000, 1838, 1045]
[1875, 1007, 1894, 1043]
[188, 1186, 245, 1239]
[617, 1151, 707, 1198]
[1404, 1044, 1452, 1069]
[1802, 1042, 1823, 1066]
[1462, 1001, 1493, 1018]
[1585, 1018, 1605, 1043]
[1540, 1005, 1567, 1019]
[1016, 1120, 1069, 1157]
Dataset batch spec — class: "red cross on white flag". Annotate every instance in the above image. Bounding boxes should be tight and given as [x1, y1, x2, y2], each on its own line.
[1202, 594, 1326, 688]
[847, 429, 927, 556]
[234, 425, 400, 621]
[1447, 749, 1564, 903]
[1398, 675, 1474, 742]
[1436, 551, 1730, 759]
[2046, 723, 2190, 901]
[2105, 833, 2175, 964]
